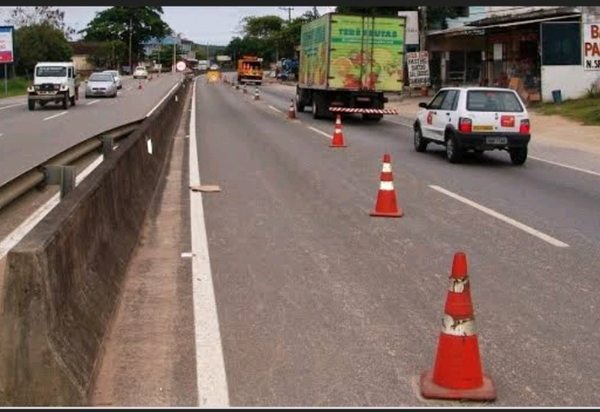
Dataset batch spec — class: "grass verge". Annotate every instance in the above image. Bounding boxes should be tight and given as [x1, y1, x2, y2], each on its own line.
[0, 77, 30, 99]
[534, 95, 600, 126]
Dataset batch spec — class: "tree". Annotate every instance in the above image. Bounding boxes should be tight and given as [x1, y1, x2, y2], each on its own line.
[80, 7, 171, 62]
[14, 23, 73, 77]
[86, 40, 128, 70]
[147, 44, 186, 69]
[335, 6, 468, 29]
[5, 7, 75, 39]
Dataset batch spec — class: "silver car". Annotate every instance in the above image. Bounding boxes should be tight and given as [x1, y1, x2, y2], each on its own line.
[103, 70, 122, 89]
[85, 72, 118, 98]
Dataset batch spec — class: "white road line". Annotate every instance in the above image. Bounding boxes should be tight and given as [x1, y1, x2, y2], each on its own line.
[268, 105, 281, 113]
[428, 184, 569, 248]
[86, 99, 99, 106]
[188, 79, 230, 407]
[529, 156, 600, 177]
[146, 80, 181, 118]
[0, 103, 25, 111]
[0, 155, 105, 259]
[43, 111, 67, 121]
[308, 126, 332, 139]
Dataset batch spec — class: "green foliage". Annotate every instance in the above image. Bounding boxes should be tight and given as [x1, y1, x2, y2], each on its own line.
[147, 45, 186, 68]
[5, 7, 75, 39]
[85, 40, 128, 70]
[3, 77, 31, 98]
[14, 23, 73, 78]
[335, 6, 469, 29]
[223, 10, 320, 65]
[80, 7, 171, 62]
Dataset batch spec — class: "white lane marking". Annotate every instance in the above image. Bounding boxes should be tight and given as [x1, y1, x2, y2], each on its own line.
[146, 80, 181, 118]
[43, 111, 67, 121]
[308, 126, 331, 139]
[86, 99, 99, 106]
[188, 79, 230, 407]
[529, 156, 600, 177]
[428, 184, 569, 248]
[268, 105, 281, 113]
[0, 103, 25, 111]
[0, 155, 105, 259]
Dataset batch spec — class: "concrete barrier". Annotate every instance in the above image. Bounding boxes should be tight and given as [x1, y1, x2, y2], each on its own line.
[0, 77, 192, 406]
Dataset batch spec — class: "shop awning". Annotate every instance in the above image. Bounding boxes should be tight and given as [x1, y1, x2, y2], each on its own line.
[428, 13, 581, 37]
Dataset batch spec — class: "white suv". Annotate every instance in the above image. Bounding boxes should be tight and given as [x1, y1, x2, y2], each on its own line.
[413, 87, 531, 165]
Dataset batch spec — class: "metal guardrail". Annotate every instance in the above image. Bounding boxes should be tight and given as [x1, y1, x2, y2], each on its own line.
[0, 119, 144, 212]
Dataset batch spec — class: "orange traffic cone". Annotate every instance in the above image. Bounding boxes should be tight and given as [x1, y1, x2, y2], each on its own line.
[370, 154, 403, 217]
[138, 80, 142, 90]
[287, 99, 296, 119]
[330, 114, 346, 148]
[420, 252, 496, 401]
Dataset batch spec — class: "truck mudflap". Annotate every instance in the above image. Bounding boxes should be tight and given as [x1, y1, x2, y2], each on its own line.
[329, 107, 398, 115]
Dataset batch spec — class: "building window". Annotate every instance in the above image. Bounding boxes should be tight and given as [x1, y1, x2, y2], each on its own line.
[541, 21, 581, 66]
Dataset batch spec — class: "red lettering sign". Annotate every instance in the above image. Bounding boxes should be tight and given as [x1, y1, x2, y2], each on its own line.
[585, 42, 600, 57]
[592, 24, 600, 39]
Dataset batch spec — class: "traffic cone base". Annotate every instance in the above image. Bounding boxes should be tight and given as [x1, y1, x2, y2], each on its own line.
[370, 190, 402, 217]
[420, 371, 496, 401]
[419, 252, 496, 402]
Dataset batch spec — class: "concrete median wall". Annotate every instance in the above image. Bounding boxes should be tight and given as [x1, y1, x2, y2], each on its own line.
[0, 77, 193, 406]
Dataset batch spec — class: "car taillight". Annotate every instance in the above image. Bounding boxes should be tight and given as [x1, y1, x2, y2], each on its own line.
[458, 117, 472, 133]
[519, 119, 530, 134]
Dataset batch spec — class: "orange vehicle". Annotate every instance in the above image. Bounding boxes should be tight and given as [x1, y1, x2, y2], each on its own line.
[237, 55, 264, 85]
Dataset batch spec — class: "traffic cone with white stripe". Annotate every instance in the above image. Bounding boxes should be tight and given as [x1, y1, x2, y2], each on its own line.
[287, 99, 296, 119]
[420, 252, 496, 401]
[330, 114, 347, 148]
[370, 154, 403, 217]
[254, 86, 260, 100]
[243, 84, 247, 94]
[138, 80, 142, 90]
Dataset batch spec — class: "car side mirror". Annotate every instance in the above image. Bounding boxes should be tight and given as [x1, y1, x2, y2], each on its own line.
[418, 102, 428, 108]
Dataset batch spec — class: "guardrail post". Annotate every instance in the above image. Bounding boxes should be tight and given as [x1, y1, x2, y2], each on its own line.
[102, 136, 115, 158]
[45, 165, 77, 200]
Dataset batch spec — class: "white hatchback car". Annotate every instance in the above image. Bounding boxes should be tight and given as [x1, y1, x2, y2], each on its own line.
[413, 87, 531, 165]
[133, 66, 148, 79]
[103, 70, 122, 89]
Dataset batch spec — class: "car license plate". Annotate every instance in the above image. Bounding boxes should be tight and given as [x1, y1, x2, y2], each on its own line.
[486, 137, 507, 144]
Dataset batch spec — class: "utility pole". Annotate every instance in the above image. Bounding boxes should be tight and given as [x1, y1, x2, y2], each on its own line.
[279, 7, 294, 22]
[419, 6, 427, 52]
[128, 15, 133, 73]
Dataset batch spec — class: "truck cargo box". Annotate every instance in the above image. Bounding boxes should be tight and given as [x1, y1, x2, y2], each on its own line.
[298, 13, 406, 93]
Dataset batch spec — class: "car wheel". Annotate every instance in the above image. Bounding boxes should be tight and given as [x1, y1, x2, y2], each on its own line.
[445, 135, 463, 164]
[414, 126, 428, 152]
[509, 147, 528, 165]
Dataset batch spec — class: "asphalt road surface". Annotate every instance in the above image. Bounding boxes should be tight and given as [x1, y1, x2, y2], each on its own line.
[0, 73, 183, 186]
[93, 77, 600, 407]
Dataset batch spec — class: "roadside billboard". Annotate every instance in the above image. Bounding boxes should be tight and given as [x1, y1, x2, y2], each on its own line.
[0, 26, 14, 64]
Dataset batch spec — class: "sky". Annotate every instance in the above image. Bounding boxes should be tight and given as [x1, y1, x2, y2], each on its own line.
[0, 7, 336, 46]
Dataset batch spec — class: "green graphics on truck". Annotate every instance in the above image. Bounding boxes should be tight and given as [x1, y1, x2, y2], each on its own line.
[299, 17, 330, 88]
[329, 15, 405, 92]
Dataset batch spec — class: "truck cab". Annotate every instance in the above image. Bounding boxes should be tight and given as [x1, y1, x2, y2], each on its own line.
[27, 62, 80, 111]
[237, 56, 263, 85]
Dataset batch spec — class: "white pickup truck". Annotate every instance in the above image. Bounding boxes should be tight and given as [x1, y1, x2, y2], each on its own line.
[27, 62, 80, 111]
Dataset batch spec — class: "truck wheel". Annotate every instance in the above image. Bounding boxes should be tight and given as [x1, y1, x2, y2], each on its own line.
[70, 94, 76, 106]
[312, 99, 321, 119]
[509, 147, 528, 165]
[28, 99, 35, 111]
[445, 134, 463, 164]
[295, 96, 304, 112]
[62, 94, 68, 110]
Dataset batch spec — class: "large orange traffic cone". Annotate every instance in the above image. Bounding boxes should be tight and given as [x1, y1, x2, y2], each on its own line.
[287, 99, 296, 119]
[420, 252, 496, 401]
[330, 114, 346, 148]
[370, 154, 403, 217]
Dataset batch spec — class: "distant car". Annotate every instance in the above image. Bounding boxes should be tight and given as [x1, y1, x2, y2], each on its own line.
[133, 66, 148, 79]
[413, 87, 531, 165]
[209, 64, 219, 71]
[85, 72, 118, 98]
[103, 70, 122, 89]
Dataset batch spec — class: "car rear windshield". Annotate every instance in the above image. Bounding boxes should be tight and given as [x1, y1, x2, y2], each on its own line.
[89, 74, 113, 82]
[466, 90, 524, 113]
